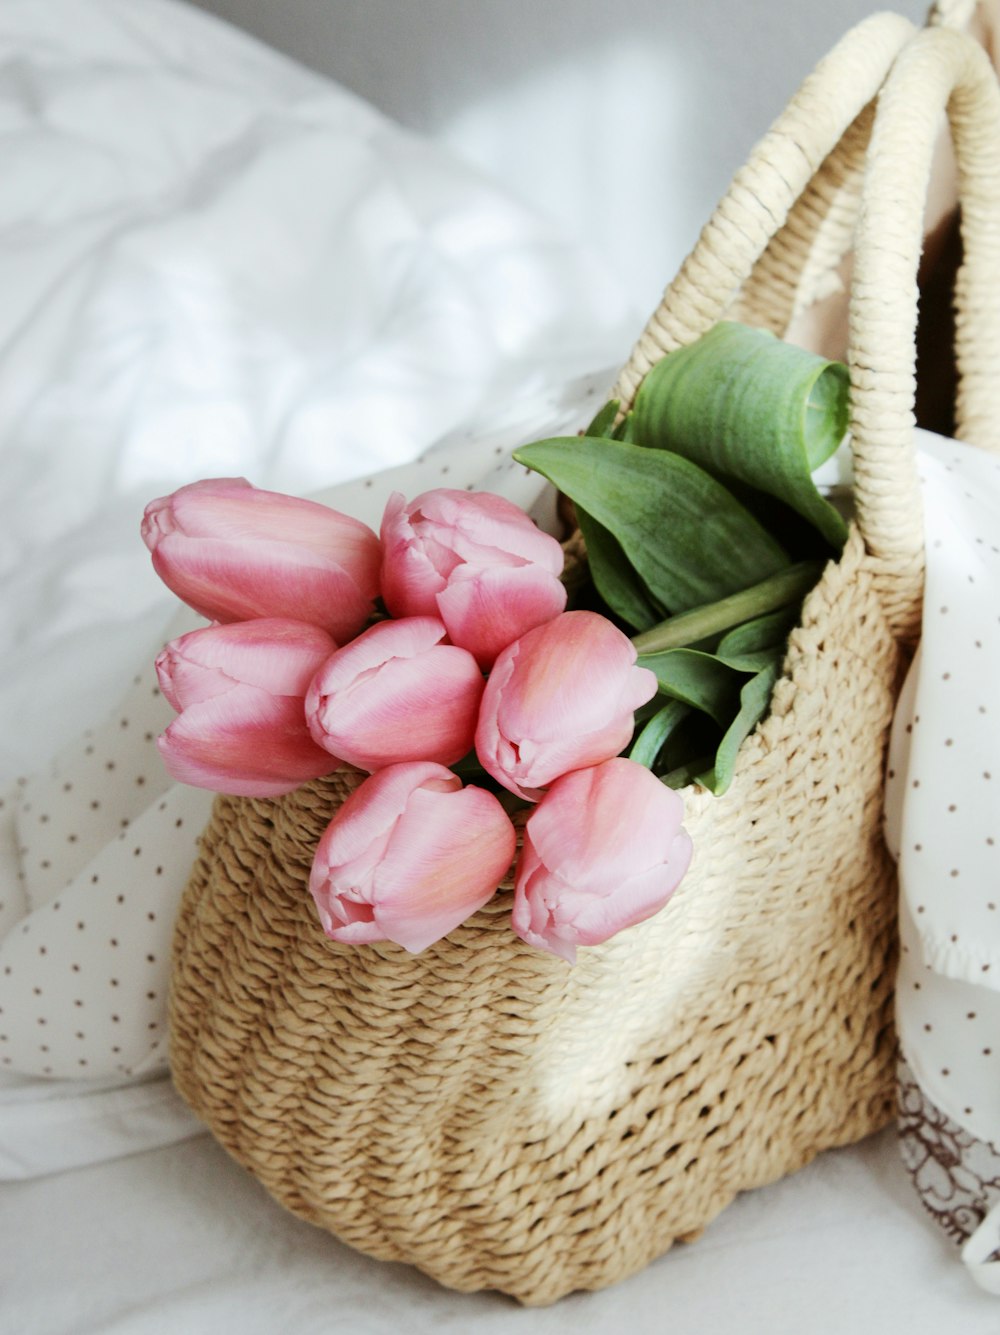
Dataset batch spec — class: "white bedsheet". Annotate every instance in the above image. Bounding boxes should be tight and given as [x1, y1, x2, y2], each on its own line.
[0, 0, 997, 1330]
[2, 1127, 998, 1334]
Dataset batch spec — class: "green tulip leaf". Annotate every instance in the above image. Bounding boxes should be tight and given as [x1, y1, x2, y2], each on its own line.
[715, 605, 802, 659]
[513, 435, 789, 613]
[630, 561, 821, 654]
[630, 321, 849, 549]
[628, 698, 691, 769]
[576, 506, 663, 631]
[661, 755, 716, 791]
[584, 399, 620, 439]
[614, 411, 637, 443]
[697, 661, 781, 795]
[713, 640, 785, 675]
[634, 648, 745, 727]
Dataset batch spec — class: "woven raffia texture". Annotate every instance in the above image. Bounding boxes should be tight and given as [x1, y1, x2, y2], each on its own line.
[169, 17, 1000, 1309]
[170, 530, 903, 1305]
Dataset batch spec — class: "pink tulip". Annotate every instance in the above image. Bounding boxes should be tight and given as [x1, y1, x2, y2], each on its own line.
[155, 618, 338, 797]
[512, 758, 693, 962]
[142, 477, 381, 643]
[305, 616, 483, 771]
[309, 761, 516, 953]
[475, 610, 657, 801]
[379, 488, 566, 668]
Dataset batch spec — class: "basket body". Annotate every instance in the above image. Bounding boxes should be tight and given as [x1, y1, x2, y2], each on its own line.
[170, 12, 1000, 1308]
[170, 529, 903, 1304]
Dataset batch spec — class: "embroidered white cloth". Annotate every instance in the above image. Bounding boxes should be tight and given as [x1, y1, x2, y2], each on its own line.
[885, 427, 1000, 1295]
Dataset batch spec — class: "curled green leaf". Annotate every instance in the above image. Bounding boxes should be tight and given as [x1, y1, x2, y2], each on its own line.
[634, 648, 745, 727]
[631, 321, 849, 549]
[697, 662, 781, 795]
[628, 699, 691, 769]
[715, 605, 802, 658]
[576, 506, 663, 631]
[513, 435, 789, 613]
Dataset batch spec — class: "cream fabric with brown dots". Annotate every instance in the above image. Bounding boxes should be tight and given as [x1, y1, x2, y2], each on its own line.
[885, 428, 1000, 1294]
[0, 418, 589, 1178]
[0, 664, 214, 1082]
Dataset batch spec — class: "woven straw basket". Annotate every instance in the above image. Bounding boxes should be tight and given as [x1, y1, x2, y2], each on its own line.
[169, 13, 1000, 1307]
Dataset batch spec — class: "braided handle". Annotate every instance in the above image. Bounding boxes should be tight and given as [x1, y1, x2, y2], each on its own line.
[612, 11, 916, 406]
[849, 24, 1000, 637]
[613, 17, 1000, 642]
[928, 0, 979, 28]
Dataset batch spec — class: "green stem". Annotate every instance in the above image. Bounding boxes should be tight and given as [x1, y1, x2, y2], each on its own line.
[630, 560, 822, 654]
[661, 755, 714, 790]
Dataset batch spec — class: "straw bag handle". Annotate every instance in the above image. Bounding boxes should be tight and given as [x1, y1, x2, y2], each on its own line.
[614, 20, 1000, 641]
[928, 0, 980, 28]
[612, 12, 917, 403]
[720, 0, 993, 336]
[848, 25, 1000, 637]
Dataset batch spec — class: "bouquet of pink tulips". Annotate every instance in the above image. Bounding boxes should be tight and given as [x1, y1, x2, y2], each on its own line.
[144, 322, 849, 962]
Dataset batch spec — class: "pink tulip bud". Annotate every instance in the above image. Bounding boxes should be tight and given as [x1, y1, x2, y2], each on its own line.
[475, 610, 657, 801]
[155, 618, 339, 797]
[305, 616, 484, 771]
[309, 761, 516, 953]
[142, 477, 381, 643]
[512, 758, 693, 962]
[379, 488, 566, 668]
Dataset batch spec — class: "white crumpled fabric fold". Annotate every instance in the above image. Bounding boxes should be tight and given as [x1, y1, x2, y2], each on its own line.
[0, 0, 635, 782]
[0, 0, 632, 1178]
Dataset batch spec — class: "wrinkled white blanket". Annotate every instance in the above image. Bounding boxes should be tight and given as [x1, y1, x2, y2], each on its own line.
[0, 0, 632, 1176]
[0, 0, 633, 781]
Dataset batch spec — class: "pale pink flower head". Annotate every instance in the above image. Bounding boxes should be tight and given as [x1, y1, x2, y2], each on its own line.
[475, 610, 657, 801]
[155, 618, 338, 797]
[142, 477, 381, 643]
[305, 616, 483, 772]
[512, 758, 693, 962]
[379, 488, 566, 668]
[309, 761, 516, 953]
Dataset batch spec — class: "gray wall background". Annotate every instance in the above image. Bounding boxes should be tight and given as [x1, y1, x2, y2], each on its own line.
[188, 0, 931, 314]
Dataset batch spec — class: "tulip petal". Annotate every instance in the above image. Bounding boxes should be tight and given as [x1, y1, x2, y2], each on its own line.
[158, 685, 337, 797]
[511, 759, 693, 959]
[312, 890, 386, 944]
[380, 488, 565, 626]
[152, 535, 374, 641]
[509, 716, 636, 796]
[512, 858, 579, 963]
[495, 613, 654, 744]
[159, 619, 336, 707]
[548, 836, 692, 947]
[527, 760, 688, 888]
[373, 785, 515, 952]
[171, 481, 380, 585]
[476, 613, 657, 798]
[410, 489, 565, 574]
[437, 565, 567, 668]
[143, 479, 380, 637]
[305, 618, 483, 770]
[379, 493, 447, 618]
[314, 762, 461, 870]
[308, 617, 446, 697]
[311, 646, 483, 770]
[141, 478, 253, 548]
